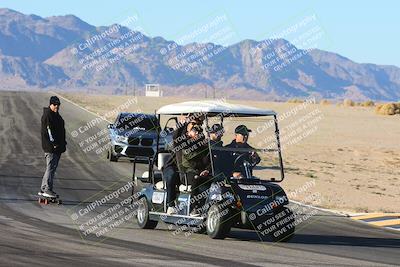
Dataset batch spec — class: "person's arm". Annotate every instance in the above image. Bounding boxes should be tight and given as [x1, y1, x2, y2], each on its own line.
[63, 119, 67, 146]
[199, 146, 211, 176]
[250, 151, 261, 165]
[41, 112, 55, 149]
[47, 126, 55, 143]
[248, 144, 261, 165]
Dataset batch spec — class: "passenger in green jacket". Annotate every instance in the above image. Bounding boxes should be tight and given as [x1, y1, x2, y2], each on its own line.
[181, 124, 211, 216]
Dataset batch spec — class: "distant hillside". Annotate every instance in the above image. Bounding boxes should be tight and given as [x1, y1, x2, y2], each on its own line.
[0, 8, 399, 101]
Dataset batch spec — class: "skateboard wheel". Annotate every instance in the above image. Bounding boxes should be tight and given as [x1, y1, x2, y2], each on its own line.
[44, 199, 49, 205]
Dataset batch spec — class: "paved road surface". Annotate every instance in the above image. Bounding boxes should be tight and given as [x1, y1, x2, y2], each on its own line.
[0, 91, 399, 266]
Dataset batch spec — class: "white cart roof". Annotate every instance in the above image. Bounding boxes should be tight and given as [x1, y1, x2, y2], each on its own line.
[157, 100, 276, 117]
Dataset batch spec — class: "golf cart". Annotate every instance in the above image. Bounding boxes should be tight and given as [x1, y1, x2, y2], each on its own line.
[134, 100, 295, 241]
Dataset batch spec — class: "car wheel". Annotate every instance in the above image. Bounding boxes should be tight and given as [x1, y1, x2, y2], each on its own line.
[136, 197, 158, 229]
[270, 207, 295, 242]
[206, 204, 231, 239]
[109, 147, 118, 162]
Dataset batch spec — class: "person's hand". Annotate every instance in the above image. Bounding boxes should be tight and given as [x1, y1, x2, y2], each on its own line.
[232, 172, 244, 179]
[200, 170, 209, 176]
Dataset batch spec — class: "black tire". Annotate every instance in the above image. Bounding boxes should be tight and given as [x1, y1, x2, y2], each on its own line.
[136, 198, 158, 229]
[109, 147, 118, 162]
[206, 204, 232, 239]
[270, 207, 295, 242]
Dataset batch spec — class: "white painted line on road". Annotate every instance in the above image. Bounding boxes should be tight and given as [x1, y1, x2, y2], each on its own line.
[50, 91, 112, 123]
[290, 200, 349, 217]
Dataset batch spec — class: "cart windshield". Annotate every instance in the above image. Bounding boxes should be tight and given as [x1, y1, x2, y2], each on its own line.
[207, 116, 283, 182]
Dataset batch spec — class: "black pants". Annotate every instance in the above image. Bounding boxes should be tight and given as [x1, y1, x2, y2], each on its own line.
[162, 166, 180, 207]
[187, 172, 211, 210]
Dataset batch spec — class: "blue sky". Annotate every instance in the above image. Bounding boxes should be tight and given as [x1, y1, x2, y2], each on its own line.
[1, 0, 399, 67]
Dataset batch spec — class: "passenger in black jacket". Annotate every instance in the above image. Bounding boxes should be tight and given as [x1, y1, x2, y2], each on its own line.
[225, 125, 260, 178]
[40, 96, 67, 198]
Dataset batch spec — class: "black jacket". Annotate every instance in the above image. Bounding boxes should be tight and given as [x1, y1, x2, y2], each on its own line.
[41, 107, 67, 153]
[225, 140, 261, 171]
[163, 122, 189, 171]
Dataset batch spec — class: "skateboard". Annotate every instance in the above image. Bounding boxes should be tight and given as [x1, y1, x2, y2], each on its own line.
[38, 192, 62, 205]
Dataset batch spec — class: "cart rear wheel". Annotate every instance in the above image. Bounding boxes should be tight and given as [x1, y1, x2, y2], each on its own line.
[136, 198, 158, 229]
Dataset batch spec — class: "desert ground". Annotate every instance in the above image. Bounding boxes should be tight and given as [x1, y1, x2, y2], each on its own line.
[58, 92, 400, 213]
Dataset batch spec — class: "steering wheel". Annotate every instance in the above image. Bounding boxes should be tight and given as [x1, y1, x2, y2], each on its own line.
[233, 153, 250, 170]
[234, 152, 259, 166]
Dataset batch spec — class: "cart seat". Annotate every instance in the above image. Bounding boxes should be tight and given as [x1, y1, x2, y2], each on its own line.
[141, 170, 162, 182]
[155, 181, 164, 190]
[179, 184, 191, 192]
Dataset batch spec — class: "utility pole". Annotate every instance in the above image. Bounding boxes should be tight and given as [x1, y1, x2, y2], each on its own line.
[213, 85, 216, 99]
[133, 80, 136, 96]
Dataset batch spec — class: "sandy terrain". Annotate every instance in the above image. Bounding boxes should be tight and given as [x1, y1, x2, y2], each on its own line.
[59, 92, 400, 213]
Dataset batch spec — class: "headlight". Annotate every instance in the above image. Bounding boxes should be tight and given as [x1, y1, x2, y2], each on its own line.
[210, 194, 223, 201]
[115, 135, 128, 143]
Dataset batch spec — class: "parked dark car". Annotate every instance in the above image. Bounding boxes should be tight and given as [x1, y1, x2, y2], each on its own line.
[107, 113, 162, 162]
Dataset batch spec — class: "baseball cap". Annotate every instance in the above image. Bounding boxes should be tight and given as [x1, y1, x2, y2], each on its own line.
[49, 96, 61, 105]
[235, 125, 252, 136]
[209, 124, 224, 134]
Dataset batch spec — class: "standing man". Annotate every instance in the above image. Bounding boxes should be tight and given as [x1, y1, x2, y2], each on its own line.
[40, 96, 67, 198]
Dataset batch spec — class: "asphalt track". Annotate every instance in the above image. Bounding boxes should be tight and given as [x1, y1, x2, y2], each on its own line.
[0, 91, 399, 267]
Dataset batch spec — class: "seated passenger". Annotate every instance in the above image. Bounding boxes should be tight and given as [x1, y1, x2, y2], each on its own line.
[208, 124, 231, 180]
[162, 116, 188, 215]
[163, 113, 205, 215]
[225, 125, 260, 178]
[209, 123, 224, 147]
[182, 124, 211, 216]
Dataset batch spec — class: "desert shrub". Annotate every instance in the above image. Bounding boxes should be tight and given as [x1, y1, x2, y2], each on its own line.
[343, 99, 355, 107]
[287, 98, 304, 103]
[320, 99, 331, 105]
[375, 103, 400, 115]
[361, 100, 375, 107]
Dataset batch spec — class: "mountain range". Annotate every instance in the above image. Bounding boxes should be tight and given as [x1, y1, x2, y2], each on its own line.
[0, 8, 399, 101]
